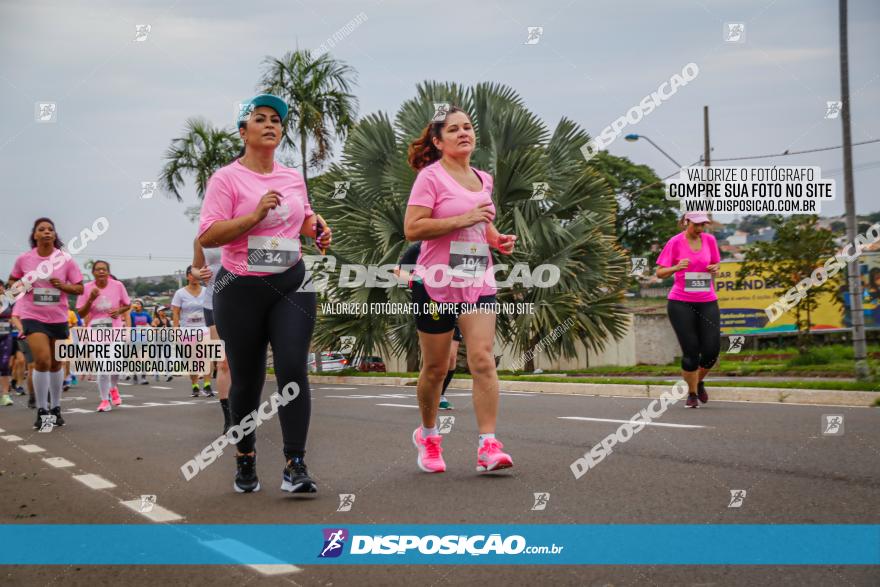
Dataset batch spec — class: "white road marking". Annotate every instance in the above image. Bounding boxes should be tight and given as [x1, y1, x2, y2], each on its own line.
[326, 393, 414, 399]
[0, 427, 4, 433]
[317, 387, 357, 390]
[18, 444, 45, 453]
[1, 435, 23, 442]
[153, 386, 172, 389]
[43, 457, 75, 468]
[65, 408, 94, 414]
[558, 416, 707, 429]
[120, 500, 184, 522]
[200, 539, 301, 575]
[117, 382, 133, 386]
[73, 474, 116, 490]
[376, 403, 419, 409]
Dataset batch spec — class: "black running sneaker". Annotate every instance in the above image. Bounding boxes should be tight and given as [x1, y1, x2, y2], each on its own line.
[234, 453, 260, 493]
[281, 457, 317, 494]
[27, 394, 35, 409]
[697, 382, 709, 404]
[685, 393, 699, 408]
[50, 406, 65, 427]
[191, 386, 199, 398]
[33, 408, 49, 429]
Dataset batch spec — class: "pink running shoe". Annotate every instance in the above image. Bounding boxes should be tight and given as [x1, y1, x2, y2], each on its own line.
[476, 438, 513, 472]
[412, 427, 446, 473]
[109, 387, 122, 406]
[97, 400, 112, 412]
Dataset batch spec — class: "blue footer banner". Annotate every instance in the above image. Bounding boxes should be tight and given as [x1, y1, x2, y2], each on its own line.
[1, 525, 878, 565]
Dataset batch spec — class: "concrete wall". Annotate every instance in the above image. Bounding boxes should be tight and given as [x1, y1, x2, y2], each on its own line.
[372, 309, 679, 371]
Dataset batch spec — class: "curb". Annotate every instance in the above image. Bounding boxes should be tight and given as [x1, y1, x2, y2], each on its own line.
[307, 375, 878, 407]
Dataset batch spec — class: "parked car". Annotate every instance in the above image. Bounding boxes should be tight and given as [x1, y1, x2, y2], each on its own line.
[353, 356, 386, 373]
[308, 352, 348, 373]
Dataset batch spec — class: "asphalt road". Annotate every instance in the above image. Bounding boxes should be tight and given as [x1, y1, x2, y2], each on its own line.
[1, 377, 878, 586]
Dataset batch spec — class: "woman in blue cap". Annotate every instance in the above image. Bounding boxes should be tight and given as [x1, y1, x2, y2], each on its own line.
[198, 94, 331, 494]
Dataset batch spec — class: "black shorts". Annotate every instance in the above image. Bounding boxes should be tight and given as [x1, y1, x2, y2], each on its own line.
[452, 324, 463, 342]
[411, 280, 497, 335]
[203, 308, 215, 328]
[21, 319, 69, 340]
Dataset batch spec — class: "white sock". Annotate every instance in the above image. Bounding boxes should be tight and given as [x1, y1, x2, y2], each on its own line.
[49, 369, 64, 408]
[479, 433, 496, 447]
[110, 374, 119, 387]
[33, 370, 51, 410]
[97, 374, 112, 401]
[422, 426, 439, 438]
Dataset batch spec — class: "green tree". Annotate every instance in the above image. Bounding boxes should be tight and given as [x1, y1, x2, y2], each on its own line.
[736, 215, 841, 353]
[589, 152, 679, 264]
[259, 50, 358, 185]
[159, 118, 242, 203]
[309, 81, 629, 372]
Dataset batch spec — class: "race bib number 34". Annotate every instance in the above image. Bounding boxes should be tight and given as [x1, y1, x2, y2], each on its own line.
[33, 287, 61, 305]
[449, 242, 489, 278]
[684, 272, 713, 293]
[247, 236, 300, 273]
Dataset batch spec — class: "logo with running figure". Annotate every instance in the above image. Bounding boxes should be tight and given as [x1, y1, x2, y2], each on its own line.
[134, 24, 151, 42]
[531, 182, 549, 201]
[432, 103, 450, 123]
[319, 528, 348, 558]
[630, 257, 647, 277]
[727, 335, 745, 354]
[38, 414, 57, 433]
[337, 494, 355, 512]
[524, 26, 544, 45]
[35, 102, 57, 123]
[332, 181, 350, 200]
[724, 22, 745, 43]
[438, 415, 455, 434]
[728, 489, 747, 508]
[531, 492, 550, 511]
[821, 414, 844, 436]
[825, 101, 843, 120]
[139, 494, 157, 513]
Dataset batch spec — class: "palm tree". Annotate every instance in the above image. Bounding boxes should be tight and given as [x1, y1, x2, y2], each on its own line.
[309, 81, 629, 371]
[159, 118, 242, 203]
[259, 50, 358, 185]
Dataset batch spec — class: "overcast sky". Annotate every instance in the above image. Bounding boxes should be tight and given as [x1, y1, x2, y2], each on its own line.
[1, 0, 878, 279]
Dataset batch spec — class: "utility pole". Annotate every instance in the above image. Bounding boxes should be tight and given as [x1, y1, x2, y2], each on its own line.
[703, 106, 711, 167]
[838, 0, 869, 379]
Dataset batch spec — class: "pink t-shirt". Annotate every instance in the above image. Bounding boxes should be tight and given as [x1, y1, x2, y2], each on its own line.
[9, 248, 84, 324]
[77, 280, 131, 328]
[198, 159, 314, 277]
[656, 231, 721, 303]
[407, 161, 497, 304]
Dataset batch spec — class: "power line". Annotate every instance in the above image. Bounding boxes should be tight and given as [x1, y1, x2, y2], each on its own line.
[710, 138, 880, 162]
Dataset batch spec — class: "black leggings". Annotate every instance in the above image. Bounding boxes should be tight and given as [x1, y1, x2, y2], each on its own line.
[667, 299, 721, 372]
[213, 261, 316, 458]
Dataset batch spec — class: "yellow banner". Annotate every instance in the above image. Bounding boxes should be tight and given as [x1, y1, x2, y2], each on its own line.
[714, 254, 880, 335]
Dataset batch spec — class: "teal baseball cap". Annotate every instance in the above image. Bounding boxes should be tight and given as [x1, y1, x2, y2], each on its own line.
[237, 94, 288, 127]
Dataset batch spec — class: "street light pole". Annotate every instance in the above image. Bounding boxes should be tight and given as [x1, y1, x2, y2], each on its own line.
[624, 134, 682, 169]
[838, 0, 869, 379]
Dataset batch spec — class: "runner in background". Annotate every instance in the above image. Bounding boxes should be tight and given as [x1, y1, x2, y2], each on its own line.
[129, 299, 153, 385]
[0, 284, 15, 406]
[62, 308, 81, 390]
[8, 218, 84, 429]
[10, 306, 34, 407]
[396, 240, 459, 410]
[655, 211, 722, 408]
[172, 266, 211, 397]
[404, 106, 517, 474]
[77, 260, 131, 412]
[192, 238, 232, 432]
[151, 305, 174, 382]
